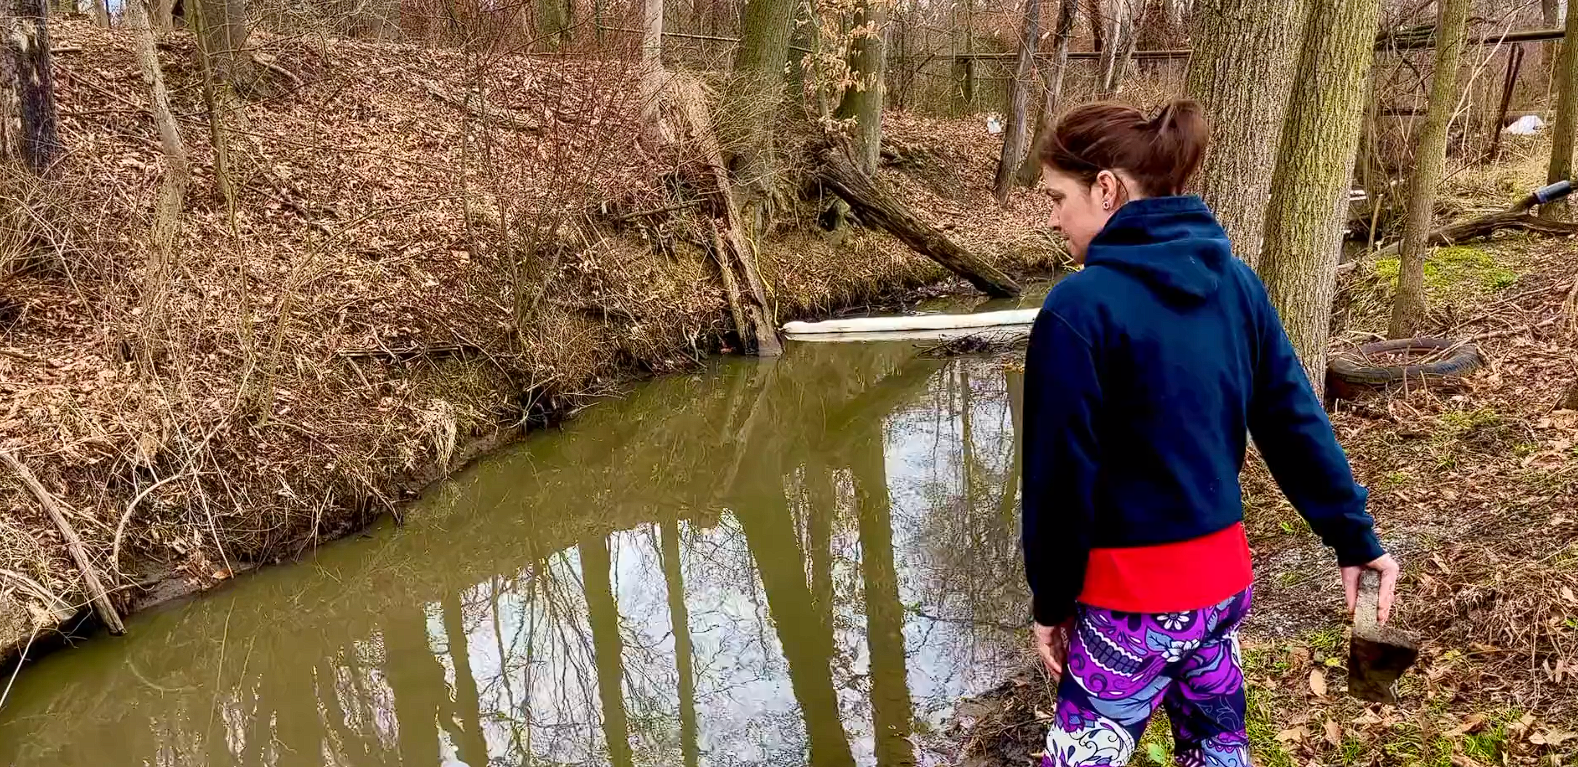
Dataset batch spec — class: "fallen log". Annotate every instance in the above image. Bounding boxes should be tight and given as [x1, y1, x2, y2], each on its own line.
[818, 148, 1022, 299]
[1371, 180, 1578, 260]
[1, 451, 126, 636]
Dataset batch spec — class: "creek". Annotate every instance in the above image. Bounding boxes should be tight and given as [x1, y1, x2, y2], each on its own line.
[0, 297, 1043, 767]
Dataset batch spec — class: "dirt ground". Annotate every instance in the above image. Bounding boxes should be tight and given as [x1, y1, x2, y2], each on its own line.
[942, 148, 1578, 766]
[0, 23, 1063, 659]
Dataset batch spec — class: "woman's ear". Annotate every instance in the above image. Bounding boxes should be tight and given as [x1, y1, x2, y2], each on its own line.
[1095, 170, 1121, 210]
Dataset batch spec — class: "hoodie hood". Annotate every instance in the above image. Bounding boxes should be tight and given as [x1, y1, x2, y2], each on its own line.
[1082, 195, 1233, 304]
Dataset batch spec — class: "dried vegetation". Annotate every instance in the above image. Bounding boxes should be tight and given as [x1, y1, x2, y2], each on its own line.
[0, 21, 1061, 656]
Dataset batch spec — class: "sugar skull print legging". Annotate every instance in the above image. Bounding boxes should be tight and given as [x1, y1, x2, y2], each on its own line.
[1042, 587, 1253, 767]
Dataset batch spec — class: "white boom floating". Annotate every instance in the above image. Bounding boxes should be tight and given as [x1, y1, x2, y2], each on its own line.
[782, 308, 1038, 342]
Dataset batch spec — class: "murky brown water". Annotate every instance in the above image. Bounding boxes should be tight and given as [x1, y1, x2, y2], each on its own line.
[0, 301, 1040, 767]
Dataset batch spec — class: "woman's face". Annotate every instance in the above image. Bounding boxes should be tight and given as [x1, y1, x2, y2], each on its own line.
[1042, 167, 1119, 263]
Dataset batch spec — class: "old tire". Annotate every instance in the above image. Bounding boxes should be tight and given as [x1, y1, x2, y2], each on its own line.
[1327, 337, 1484, 388]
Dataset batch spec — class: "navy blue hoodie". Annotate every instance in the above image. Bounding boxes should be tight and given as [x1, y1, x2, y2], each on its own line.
[1021, 195, 1384, 627]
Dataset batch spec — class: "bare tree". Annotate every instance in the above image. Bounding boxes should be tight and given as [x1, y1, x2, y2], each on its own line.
[993, 0, 1039, 202]
[1259, 0, 1381, 388]
[1543, 0, 1578, 220]
[835, 0, 889, 172]
[192, 0, 259, 94]
[1389, 0, 1471, 338]
[1185, 0, 1306, 267]
[1098, 0, 1137, 96]
[725, 0, 798, 188]
[1, 0, 61, 173]
[1015, 0, 1076, 186]
[639, 0, 665, 140]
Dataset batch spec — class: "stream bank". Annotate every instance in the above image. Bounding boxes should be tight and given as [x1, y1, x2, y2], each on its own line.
[0, 21, 1063, 663]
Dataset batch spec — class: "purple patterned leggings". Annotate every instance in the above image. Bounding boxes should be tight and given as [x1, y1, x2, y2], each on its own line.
[1042, 587, 1252, 767]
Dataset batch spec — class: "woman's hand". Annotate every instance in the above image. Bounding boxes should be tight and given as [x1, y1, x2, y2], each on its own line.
[1033, 620, 1072, 679]
[1342, 553, 1401, 624]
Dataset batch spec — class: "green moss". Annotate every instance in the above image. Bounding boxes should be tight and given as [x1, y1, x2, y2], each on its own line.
[1373, 245, 1519, 297]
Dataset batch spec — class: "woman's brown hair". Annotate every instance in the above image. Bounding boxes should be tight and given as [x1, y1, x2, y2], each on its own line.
[1038, 99, 1209, 198]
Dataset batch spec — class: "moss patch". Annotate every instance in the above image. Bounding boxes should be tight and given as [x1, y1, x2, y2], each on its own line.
[1374, 244, 1519, 299]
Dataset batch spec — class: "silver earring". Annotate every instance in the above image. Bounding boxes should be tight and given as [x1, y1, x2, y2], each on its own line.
[1103, 199, 1112, 210]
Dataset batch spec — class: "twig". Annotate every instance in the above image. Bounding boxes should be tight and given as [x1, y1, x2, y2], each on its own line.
[0, 451, 125, 636]
[1467, 316, 1559, 342]
[111, 471, 187, 571]
[0, 628, 38, 710]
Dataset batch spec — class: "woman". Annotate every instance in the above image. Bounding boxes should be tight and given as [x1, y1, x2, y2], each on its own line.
[1021, 100, 1400, 767]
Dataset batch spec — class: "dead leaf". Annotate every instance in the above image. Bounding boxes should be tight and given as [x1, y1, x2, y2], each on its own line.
[1530, 730, 1578, 746]
[1324, 720, 1342, 746]
[1309, 669, 1328, 697]
[1275, 727, 1308, 744]
[1447, 714, 1487, 737]
[1033, 709, 1053, 722]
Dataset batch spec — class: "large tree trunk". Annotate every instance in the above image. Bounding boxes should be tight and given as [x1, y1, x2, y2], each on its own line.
[1, 0, 60, 174]
[993, 0, 1039, 203]
[1388, 0, 1471, 339]
[192, 0, 257, 95]
[834, 0, 888, 172]
[725, 0, 797, 187]
[1015, 0, 1076, 186]
[1543, 0, 1578, 220]
[820, 148, 1021, 297]
[1258, 0, 1380, 391]
[1184, 0, 1306, 268]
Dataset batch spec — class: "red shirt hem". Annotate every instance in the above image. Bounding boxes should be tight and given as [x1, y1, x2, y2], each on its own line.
[1077, 522, 1254, 614]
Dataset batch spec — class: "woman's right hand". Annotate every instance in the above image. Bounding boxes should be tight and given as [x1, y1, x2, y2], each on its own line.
[1342, 553, 1401, 624]
[1034, 620, 1072, 679]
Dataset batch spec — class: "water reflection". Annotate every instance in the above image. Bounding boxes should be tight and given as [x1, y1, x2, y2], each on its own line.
[0, 340, 1031, 767]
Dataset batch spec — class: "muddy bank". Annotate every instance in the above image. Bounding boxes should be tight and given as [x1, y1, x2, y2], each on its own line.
[0, 21, 1063, 660]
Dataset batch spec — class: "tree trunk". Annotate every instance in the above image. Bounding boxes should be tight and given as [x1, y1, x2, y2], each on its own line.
[820, 148, 1021, 297]
[1015, 0, 1075, 186]
[1543, 0, 1578, 220]
[1099, 0, 1136, 96]
[125, 0, 187, 218]
[659, 521, 700, 767]
[993, 0, 1039, 202]
[192, 0, 257, 95]
[582, 534, 636, 767]
[0, 0, 60, 174]
[850, 428, 916, 767]
[834, 0, 888, 172]
[1259, 0, 1380, 391]
[638, 0, 664, 141]
[1543, 0, 1562, 75]
[152, 0, 175, 29]
[537, 0, 571, 48]
[91, 0, 110, 26]
[1184, 0, 1306, 268]
[381, 601, 445, 765]
[724, 0, 797, 187]
[441, 592, 492, 767]
[1388, 0, 1471, 339]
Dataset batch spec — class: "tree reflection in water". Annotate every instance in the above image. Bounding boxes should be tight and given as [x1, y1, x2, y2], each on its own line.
[0, 342, 1031, 767]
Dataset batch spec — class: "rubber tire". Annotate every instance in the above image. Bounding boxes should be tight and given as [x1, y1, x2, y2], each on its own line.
[1326, 337, 1484, 386]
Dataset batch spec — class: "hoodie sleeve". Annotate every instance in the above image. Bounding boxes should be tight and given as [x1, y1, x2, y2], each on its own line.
[1247, 297, 1384, 568]
[1021, 307, 1103, 627]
